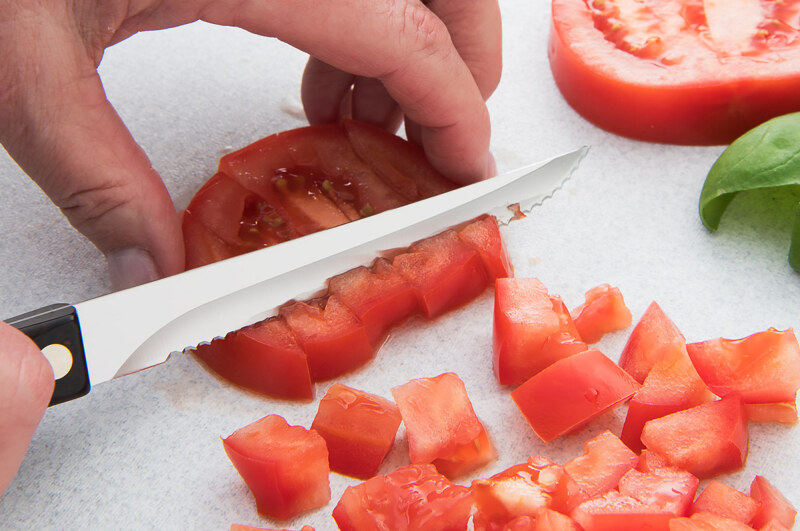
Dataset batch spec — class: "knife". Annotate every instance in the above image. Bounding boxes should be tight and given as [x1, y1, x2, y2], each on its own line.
[6, 147, 587, 406]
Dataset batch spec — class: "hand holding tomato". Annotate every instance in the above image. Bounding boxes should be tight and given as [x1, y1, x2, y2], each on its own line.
[0, 0, 501, 290]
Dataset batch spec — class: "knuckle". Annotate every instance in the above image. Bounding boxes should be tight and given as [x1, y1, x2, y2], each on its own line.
[58, 179, 135, 241]
[396, 0, 451, 58]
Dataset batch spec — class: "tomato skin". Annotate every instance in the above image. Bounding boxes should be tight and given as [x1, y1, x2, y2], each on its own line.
[331, 464, 473, 531]
[222, 415, 330, 520]
[750, 476, 798, 530]
[618, 302, 687, 383]
[691, 480, 759, 524]
[511, 349, 639, 442]
[183, 209, 250, 270]
[569, 284, 632, 344]
[686, 327, 800, 404]
[310, 383, 401, 479]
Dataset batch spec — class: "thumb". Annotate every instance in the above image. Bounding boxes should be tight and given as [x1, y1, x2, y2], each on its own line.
[0, 322, 55, 497]
[0, 8, 184, 290]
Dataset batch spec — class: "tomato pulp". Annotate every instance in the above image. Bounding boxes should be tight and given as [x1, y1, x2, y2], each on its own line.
[549, 0, 800, 144]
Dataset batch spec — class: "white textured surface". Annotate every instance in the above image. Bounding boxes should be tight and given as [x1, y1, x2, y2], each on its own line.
[2, 2, 799, 529]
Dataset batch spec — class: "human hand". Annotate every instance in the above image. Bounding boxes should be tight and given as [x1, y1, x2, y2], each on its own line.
[0, 322, 54, 498]
[0, 0, 500, 290]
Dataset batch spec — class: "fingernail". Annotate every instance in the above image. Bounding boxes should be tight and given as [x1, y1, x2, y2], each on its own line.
[106, 248, 159, 291]
[486, 152, 498, 179]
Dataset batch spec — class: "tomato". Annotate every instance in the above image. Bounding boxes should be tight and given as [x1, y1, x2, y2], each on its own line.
[669, 511, 756, 530]
[280, 295, 374, 381]
[391, 372, 495, 477]
[617, 467, 699, 516]
[640, 394, 749, 478]
[759, 521, 794, 531]
[457, 215, 514, 280]
[230, 526, 315, 531]
[549, 0, 800, 145]
[183, 120, 458, 268]
[563, 431, 639, 503]
[570, 491, 677, 531]
[222, 415, 330, 520]
[691, 480, 759, 524]
[511, 349, 639, 442]
[744, 402, 799, 424]
[569, 284, 632, 344]
[686, 327, 800, 404]
[493, 278, 586, 386]
[310, 383, 402, 479]
[192, 317, 314, 400]
[750, 476, 798, 530]
[618, 301, 687, 383]
[331, 464, 473, 531]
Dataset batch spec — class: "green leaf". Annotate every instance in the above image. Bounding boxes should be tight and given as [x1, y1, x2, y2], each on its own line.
[699, 112, 800, 272]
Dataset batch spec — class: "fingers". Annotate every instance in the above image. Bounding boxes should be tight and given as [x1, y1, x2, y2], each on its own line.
[0, 5, 184, 290]
[0, 322, 54, 496]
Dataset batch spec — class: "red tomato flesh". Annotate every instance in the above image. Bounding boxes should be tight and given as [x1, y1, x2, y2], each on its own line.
[750, 475, 798, 530]
[564, 431, 639, 504]
[310, 383, 402, 479]
[570, 490, 677, 531]
[691, 480, 760, 524]
[618, 301, 687, 383]
[744, 402, 799, 424]
[669, 511, 756, 530]
[618, 466, 699, 517]
[222, 415, 330, 520]
[569, 284, 632, 344]
[511, 349, 640, 442]
[230, 526, 315, 531]
[457, 215, 514, 280]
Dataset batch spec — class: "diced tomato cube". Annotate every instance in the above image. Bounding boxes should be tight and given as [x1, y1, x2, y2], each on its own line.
[750, 476, 798, 530]
[640, 394, 749, 478]
[691, 480, 759, 524]
[222, 415, 330, 520]
[744, 402, 799, 424]
[280, 295, 374, 381]
[511, 350, 639, 442]
[327, 258, 419, 345]
[564, 431, 639, 503]
[669, 511, 755, 530]
[457, 215, 514, 279]
[569, 284, 632, 344]
[310, 383, 402, 479]
[393, 230, 490, 318]
[391, 372, 495, 477]
[758, 520, 793, 531]
[570, 490, 676, 531]
[494, 278, 586, 386]
[636, 450, 672, 473]
[686, 327, 800, 404]
[618, 301, 687, 383]
[332, 464, 473, 531]
[193, 317, 313, 400]
[618, 467, 699, 517]
[531, 509, 581, 530]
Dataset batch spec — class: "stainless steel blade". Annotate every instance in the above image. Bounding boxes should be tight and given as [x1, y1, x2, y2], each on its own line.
[76, 147, 586, 384]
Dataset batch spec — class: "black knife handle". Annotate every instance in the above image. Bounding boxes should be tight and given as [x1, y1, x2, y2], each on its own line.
[6, 304, 90, 406]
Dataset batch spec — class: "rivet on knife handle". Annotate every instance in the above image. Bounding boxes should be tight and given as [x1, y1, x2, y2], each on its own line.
[7, 304, 90, 406]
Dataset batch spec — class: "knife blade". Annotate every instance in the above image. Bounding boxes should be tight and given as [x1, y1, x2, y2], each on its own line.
[7, 147, 587, 406]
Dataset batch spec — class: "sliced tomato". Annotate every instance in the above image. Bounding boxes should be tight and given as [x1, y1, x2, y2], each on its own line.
[391, 372, 494, 477]
[569, 284, 632, 344]
[331, 464, 473, 531]
[327, 258, 419, 345]
[669, 511, 756, 530]
[686, 327, 800, 404]
[759, 520, 794, 531]
[640, 394, 749, 478]
[192, 317, 313, 400]
[493, 278, 586, 386]
[511, 349, 639, 442]
[618, 466, 699, 517]
[457, 215, 514, 279]
[563, 431, 639, 503]
[310, 383, 402, 479]
[691, 480, 760, 524]
[280, 295, 374, 381]
[744, 402, 799, 424]
[182, 209, 250, 270]
[750, 476, 798, 530]
[530, 509, 581, 531]
[618, 301, 687, 383]
[222, 415, 330, 520]
[393, 230, 490, 319]
[570, 491, 676, 531]
[549, 0, 800, 145]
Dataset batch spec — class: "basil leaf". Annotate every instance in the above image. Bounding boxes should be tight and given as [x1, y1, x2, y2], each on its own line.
[699, 112, 800, 272]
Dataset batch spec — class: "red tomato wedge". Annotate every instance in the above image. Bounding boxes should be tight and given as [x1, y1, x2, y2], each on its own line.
[686, 327, 800, 404]
[222, 415, 330, 520]
[457, 215, 514, 280]
[569, 284, 632, 344]
[640, 394, 749, 478]
[493, 278, 586, 386]
[669, 511, 756, 530]
[391, 372, 495, 477]
[310, 383, 401, 479]
[691, 480, 760, 524]
[564, 431, 639, 504]
[511, 349, 640, 442]
[549, 0, 800, 145]
[331, 464, 473, 531]
[618, 301, 687, 383]
[750, 476, 798, 530]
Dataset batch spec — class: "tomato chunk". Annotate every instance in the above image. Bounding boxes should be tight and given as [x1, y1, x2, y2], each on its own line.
[564, 431, 639, 503]
[640, 395, 749, 478]
[686, 327, 800, 404]
[192, 317, 313, 400]
[744, 402, 799, 424]
[618, 467, 699, 517]
[511, 349, 639, 442]
[493, 278, 586, 386]
[618, 302, 687, 383]
[691, 480, 759, 524]
[310, 383, 401, 479]
[457, 215, 514, 280]
[570, 491, 676, 531]
[222, 415, 330, 520]
[750, 476, 798, 530]
[332, 464, 473, 531]
[669, 511, 756, 530]
[569, 284, 632, 344]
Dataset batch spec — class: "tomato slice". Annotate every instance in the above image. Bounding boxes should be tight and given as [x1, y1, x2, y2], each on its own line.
[222, 415, 330, 520]
[549, 0, 800, 145]
[192, 317, 313, 400]
[669, 511, 756, 530]
[457, 215, 514, 280]
[686, 327, 800, 404]
[310, 383, 402, 479]
[569, 284, 632, 344]
[744, 402, 799, 424]
[511, 349, 640, 442]
[750, 476, 798, 530]
[331, 464, 473, 531]
[570, 491, 677, 531]
[563, 431, 639, 504]
[618, 466, 699, 517]
[640, 394, 749, 478]
[691, 480, 760, 525]
[618, 301, 687, 383]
